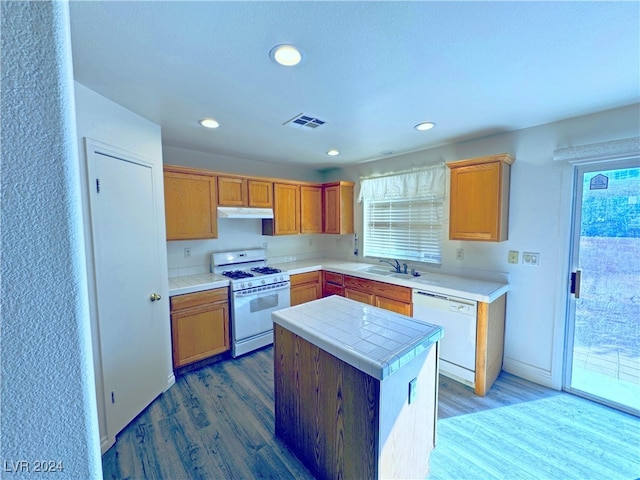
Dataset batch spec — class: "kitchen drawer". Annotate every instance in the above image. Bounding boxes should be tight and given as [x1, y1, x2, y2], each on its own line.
[170, 287, 228, 311]
[324, 271, 344, 285]
[291, 271, 321, 287]
[372, 282, 412, 303]
[324, 284, 344, 297]
[344, 275, 371, 291]
[344, 275, 412, 303]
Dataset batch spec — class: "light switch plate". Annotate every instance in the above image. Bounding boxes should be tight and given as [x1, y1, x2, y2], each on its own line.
[508, 250, 519, 264]
[523, 252, 540, 266]
[408, 378, 418, 404]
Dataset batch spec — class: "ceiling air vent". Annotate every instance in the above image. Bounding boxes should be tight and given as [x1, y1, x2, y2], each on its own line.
[283, 113, 326, 129]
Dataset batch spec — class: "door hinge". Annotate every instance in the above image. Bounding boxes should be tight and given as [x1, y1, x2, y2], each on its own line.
[96, 178, 101, 194]
[111, 391, 115, 404]
[570, 269, 582, 299]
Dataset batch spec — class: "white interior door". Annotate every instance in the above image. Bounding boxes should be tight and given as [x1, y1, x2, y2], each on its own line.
[87, 144, 169, 437]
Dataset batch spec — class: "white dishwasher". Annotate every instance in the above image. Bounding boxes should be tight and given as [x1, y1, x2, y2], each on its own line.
[412, 290, 477, 387]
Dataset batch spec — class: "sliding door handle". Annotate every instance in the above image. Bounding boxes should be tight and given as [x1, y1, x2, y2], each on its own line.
[570, 270, 581, 299]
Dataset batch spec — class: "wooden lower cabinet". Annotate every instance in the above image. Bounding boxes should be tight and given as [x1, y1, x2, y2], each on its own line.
[345, 288, 374, 305]
[323, 271, 412, 315]
[290, 271, 322, 306]
[343, 275, 413, 316]
[323, 271, 345, 297]
[475, 294, 507, 396]
[375, 296, 412, 316]
[170, 288, 230, 368]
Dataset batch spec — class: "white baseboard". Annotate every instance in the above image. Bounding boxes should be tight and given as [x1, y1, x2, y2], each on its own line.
[166, 372, 176, 391]
[503, 357, 559, 390]
[101, 434, 115, 454]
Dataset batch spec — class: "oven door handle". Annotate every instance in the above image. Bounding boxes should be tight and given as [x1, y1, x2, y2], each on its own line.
[234, 282, 291, 297]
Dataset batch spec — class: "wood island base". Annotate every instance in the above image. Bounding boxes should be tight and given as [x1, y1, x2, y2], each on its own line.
[274, 323, 439, 480]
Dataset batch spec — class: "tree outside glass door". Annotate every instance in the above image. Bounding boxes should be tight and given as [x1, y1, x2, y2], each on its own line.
[565, 160, 640, 416]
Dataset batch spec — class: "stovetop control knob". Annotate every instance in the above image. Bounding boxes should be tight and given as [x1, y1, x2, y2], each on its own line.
[261, 279, 266, 285]
[248, 282, 253, 287]
[240, 282, 246, 289]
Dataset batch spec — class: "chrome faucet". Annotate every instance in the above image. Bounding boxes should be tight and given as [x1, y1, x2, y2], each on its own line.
[379, 259, 401, 273]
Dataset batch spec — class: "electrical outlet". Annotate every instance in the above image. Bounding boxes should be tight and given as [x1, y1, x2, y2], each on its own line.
[456, 248, 464, 260]
[523, 252, 540, 266]
[508, 250, 519, 264]
[184, 248, 191, 258]
[262, 242, 268, 251]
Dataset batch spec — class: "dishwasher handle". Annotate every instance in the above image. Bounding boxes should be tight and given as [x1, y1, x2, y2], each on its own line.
[413, 290, 448, 301]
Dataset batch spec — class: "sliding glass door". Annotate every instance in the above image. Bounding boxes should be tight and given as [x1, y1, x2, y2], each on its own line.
[565, 159, 640, 416]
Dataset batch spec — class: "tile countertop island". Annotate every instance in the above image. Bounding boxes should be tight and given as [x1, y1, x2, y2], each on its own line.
[272, 296, 444, 480]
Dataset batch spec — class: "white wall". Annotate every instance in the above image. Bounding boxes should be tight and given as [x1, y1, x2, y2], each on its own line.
[323, 104, 640, 388]
[0, 2, 102, 477]
[74, 82, 172, 451]
[164, 145, 325, 182]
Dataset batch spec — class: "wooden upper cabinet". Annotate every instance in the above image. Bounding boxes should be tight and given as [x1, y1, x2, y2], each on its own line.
[262, 183, 300, 235]
[447, 154, 514, 242]
[164, 169, 217, 240]
[323, 181, 354, 234]
[300, 185, 323, 234]
[218, 177, 273, 207]
[218, 176, 247, 206]
[247, 179, 273, 208]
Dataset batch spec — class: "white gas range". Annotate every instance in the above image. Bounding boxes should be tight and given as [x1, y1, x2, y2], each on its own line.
[211, 249, 290, 357]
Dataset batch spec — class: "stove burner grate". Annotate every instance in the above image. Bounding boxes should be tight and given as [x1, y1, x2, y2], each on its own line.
[250, 266, 282, 275]
[222, 270, 255, 280]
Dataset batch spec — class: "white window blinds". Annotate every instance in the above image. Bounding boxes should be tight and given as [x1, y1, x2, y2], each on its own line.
[359, 164, 445, 265]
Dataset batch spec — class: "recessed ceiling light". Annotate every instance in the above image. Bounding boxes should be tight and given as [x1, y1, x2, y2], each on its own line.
[380, 150, 396, 156]
[414, 122, 436, 131]
[270, 44, 303, 66]
[199, 118, 220, 129]
[326, 149, 340, 156]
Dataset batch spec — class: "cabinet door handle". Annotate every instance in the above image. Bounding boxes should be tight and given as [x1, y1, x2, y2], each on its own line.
[150, 293, 162, 302]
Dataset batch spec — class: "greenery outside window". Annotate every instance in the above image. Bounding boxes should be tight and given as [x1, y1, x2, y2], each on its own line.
[359, 164, 445, 265]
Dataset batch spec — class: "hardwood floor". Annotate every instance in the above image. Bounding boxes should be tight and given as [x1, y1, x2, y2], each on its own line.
[102, 346, 640, 480]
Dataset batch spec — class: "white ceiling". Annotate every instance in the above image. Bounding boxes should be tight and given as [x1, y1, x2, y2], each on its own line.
[69, 1, 639, 170]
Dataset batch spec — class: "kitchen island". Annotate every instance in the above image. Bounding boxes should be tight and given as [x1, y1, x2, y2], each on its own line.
[272, 296, 444, 480]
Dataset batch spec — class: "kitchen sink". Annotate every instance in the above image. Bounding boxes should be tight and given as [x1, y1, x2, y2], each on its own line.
[358, 266, 399, 276]
[358, 265, 415, 278]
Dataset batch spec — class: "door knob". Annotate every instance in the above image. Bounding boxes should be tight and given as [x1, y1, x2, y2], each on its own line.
[150, 293, 162, 302]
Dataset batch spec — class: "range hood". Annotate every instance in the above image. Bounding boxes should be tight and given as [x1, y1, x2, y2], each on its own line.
[217, 206, 274, 219]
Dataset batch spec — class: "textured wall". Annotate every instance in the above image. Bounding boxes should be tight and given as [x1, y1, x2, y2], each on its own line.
[0, 1, 102, 478]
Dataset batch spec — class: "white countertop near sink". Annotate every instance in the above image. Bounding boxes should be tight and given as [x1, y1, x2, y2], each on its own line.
[272, 295, 444, 380]
[270, 258, 509, 303]
[168, 257, 509, 302]
[168, 273, 229, 296]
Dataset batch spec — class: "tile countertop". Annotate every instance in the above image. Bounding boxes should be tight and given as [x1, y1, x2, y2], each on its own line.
[168, 258, 509, 302]
[272, 295, 444, 380]
[168, 273, 229, 296]
[270, 258, 509, 303]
